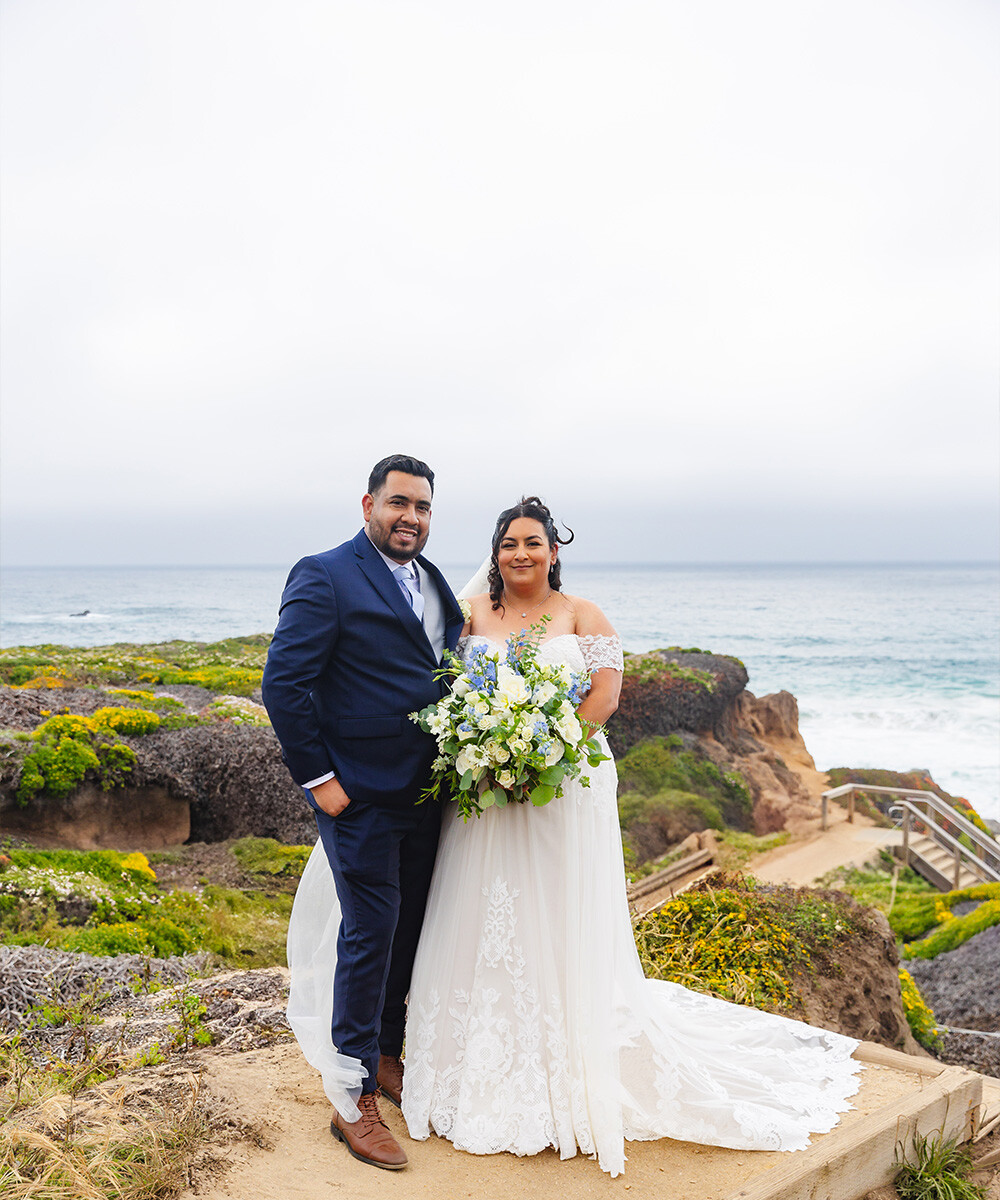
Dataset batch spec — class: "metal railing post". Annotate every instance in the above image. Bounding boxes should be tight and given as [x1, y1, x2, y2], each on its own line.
[902, 809, 910, 868]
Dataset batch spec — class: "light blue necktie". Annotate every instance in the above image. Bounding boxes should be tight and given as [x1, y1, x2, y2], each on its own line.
[394, 564, 425, 622]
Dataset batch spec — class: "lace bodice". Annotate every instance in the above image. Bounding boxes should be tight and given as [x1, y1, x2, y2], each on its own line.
[459, 632, 623, 674]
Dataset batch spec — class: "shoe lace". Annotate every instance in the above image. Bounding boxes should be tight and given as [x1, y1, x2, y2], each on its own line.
[357, 1092, 388, 1132]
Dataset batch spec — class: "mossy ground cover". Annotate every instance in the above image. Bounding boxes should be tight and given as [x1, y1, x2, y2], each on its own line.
[0, 840, 308, 968]
[901, 887, 1000, 960]
[1, 650, 275, 803]
[634, 872, 870, 1014]
[617, 734, 754, 865]
[0, 635, 270, 697]
[821, 856, 1000, 952]
[622, 653, 718, 689]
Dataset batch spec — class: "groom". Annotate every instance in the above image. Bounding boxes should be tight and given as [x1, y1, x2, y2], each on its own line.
[261, 454, 464, 1170]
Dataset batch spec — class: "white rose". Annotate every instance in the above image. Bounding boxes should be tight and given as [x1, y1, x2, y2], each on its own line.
[496, 663, 517, 684]
[492, 745, 510, 764]
[555, 715, 583, 744]
[455, 747, 477, 776]
[496, 673, 530, 706]
[544, 740, 565, 766]
[496, 769, 515, 788]
[532, 681, 557, 705]
[452, 677, 471, 698]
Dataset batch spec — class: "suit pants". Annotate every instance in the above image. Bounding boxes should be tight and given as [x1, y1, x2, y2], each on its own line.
[312, 795, 442, 1092]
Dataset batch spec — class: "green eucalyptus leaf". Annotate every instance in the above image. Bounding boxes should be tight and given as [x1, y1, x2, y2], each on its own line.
[530, 784, 556, 806]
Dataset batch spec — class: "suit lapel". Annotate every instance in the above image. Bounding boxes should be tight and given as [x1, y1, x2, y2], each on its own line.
[354, 531, 436, 661]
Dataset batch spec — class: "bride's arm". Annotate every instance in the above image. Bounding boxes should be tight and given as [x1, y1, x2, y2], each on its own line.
[571, 598, 622, 730]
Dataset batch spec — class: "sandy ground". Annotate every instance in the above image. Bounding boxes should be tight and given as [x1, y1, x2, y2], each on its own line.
[748, 810, 902, 889]
[740, 736, 903, 890]
[178, 1041, 921, 1200]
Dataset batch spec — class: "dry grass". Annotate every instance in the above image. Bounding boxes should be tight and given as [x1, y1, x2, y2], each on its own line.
[1, 1055, 206, 1199]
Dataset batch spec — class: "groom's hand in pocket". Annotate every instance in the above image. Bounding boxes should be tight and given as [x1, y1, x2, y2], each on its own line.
[310, 777, 352, 817]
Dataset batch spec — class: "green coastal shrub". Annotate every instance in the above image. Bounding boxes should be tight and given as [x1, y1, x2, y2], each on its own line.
[617, 737, 753, 828]
[634, 874, 865, 1013]
[0, 846, 295, 968]
[902, 894, 1000, 960]
[620, 788, 726, 832]
[0, 635, 269, 694]
[231, 837, 311, 877]
[14, 709, 153, 803]
[62, 916, 196, 958]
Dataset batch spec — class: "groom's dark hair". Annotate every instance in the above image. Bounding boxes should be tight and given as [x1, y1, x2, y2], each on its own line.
[367, 454, 435, 496]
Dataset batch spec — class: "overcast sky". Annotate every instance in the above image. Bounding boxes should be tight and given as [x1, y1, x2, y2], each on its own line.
[1, 0, 997, 567]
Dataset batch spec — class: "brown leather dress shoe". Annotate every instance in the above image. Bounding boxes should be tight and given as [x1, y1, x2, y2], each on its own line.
[330, 1091, 407, 1170]
[377, 1054, 404, 1108]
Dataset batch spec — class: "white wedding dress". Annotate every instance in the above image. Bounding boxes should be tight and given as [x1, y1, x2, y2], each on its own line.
[287, 632, 863, 1178]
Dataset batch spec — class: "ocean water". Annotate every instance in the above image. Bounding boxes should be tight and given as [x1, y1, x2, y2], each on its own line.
[2, 562, 998, 821]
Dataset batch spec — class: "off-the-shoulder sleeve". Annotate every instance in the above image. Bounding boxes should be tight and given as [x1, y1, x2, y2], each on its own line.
[578, 633, 624, 673]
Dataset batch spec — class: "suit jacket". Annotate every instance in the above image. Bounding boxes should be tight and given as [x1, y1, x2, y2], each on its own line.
[261, 529, 465, 807]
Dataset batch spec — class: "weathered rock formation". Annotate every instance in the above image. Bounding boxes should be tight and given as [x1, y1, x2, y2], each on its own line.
[793, 896, 924, 1055]
[607, 651, 823, 836]
[1, 646, 825, 849]
[0, 782, 190, 851]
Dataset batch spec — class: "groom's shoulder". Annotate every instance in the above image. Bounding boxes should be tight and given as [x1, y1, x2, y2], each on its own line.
[300, 531, 365, 570]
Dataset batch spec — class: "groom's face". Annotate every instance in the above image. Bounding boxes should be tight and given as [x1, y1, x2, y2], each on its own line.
[363, 471, 433, 563]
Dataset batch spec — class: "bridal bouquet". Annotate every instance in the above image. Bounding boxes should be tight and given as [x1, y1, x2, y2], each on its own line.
[411, 618, 609, 821]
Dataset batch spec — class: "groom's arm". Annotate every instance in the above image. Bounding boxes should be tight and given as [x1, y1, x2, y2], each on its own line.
[262, 555, 341, 786]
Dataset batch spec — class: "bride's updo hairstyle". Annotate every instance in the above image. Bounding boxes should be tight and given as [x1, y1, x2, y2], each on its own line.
[488, 496, 574, 611]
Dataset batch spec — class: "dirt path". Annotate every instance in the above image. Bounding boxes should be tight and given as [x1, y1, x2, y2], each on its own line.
[747, 809, 902, 888]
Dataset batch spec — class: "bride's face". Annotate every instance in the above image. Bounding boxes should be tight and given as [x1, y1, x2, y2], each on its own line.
[497, 518, 556, 591]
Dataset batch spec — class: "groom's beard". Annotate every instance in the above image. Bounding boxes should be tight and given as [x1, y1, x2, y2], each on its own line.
[367, 518, 429, 563]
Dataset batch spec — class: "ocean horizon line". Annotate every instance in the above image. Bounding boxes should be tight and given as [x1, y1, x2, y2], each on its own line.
[3, 559, 998, 572]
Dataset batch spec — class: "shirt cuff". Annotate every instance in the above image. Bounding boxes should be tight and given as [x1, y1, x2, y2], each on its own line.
[304, 770, 336, 790]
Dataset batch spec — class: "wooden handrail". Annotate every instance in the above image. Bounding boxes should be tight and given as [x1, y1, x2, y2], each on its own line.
[820, 784, 999, 886]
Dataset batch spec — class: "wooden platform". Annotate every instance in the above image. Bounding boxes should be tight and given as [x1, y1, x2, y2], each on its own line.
[724, 1043, 984, 1200]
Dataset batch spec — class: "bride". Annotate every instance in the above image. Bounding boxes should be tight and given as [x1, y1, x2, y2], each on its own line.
[288, 497, 863, 1177]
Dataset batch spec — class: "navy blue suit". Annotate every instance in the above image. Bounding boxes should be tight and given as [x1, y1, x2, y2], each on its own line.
[262, 529, 464, 1088]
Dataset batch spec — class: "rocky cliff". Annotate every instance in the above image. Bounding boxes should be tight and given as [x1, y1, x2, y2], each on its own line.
[0, 645, 824, 850]
[607, 649, 824, 835]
